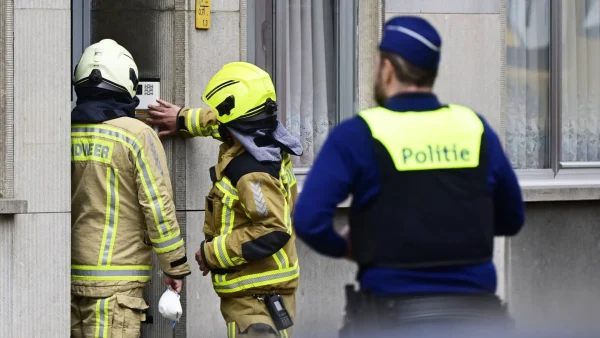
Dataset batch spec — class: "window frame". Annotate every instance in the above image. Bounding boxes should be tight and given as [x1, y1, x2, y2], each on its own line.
[71, 0, 91, 108]
[247, 0, 358, 175]
[514, 0, 600, 188]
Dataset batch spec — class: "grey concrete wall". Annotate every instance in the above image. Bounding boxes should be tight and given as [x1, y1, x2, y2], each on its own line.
[508, 201, 600, 333]
[0, 1, 72, 338]
[0, 0, 7, 198]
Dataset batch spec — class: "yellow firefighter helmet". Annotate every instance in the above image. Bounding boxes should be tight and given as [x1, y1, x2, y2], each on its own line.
[203, 62, 277, 124]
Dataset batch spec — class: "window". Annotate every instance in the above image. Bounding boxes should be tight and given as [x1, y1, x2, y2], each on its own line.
[248, 0, 357, 168]
[507, 0, 600, 175]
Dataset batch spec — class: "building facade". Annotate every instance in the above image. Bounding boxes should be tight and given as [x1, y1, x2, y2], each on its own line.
[1, 0, 600, 337]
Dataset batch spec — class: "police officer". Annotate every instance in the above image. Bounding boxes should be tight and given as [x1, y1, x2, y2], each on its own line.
[293, 16, 525, 337]
[71, 39, 191, 338]
[147, 62, 303, 338]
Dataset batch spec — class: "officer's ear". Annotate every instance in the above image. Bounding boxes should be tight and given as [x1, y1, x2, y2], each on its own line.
[381, 58, 396, 86]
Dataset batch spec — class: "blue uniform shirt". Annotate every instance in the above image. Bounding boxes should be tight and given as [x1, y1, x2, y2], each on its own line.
[293, 92, 525, 296]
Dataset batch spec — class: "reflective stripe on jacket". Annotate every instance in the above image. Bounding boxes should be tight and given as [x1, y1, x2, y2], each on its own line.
[179, 107, 300, 297]
[71, 117, 191, 297]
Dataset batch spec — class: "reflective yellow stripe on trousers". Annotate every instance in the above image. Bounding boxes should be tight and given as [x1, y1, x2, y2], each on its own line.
[94, 298, 109, 338]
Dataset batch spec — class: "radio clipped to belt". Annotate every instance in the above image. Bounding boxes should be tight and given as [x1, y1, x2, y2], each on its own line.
[256, 293, 294, 330]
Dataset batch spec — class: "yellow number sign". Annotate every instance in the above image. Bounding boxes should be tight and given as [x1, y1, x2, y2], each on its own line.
[196, 0, 211, 30]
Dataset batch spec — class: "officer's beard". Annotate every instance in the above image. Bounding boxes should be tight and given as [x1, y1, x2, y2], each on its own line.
[373, 70, 387, 107]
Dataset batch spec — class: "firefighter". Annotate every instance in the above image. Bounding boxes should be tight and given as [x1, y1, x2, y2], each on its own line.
[147, 62, 303, 338]
[71, 39, 191, 338]
[293, 16, 526, 337]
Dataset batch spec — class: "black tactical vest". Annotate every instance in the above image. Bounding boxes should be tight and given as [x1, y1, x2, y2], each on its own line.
[350, 105, 494, 270]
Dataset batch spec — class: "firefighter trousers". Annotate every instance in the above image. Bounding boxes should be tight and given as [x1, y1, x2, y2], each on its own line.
[221, 293, 296, 338]
[71, 288, 149, 338]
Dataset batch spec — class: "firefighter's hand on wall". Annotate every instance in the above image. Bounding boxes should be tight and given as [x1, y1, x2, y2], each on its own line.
[163, 274, 184, 293]
[195, 248, 210, 276]
[148, 99, 181, 137]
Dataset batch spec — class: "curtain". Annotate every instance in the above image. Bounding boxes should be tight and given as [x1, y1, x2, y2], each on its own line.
[561, 0, 600, 162]
[283, 0, 336, 167]
[506, 0, 551, 169]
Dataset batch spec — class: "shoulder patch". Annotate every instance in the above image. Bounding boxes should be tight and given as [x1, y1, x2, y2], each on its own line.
[224, 151, 281, 187]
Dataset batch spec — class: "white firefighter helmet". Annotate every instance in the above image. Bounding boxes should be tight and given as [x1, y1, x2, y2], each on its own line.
[73, 39, 139, 98]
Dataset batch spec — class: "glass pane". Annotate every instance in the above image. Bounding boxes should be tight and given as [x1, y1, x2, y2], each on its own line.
[252, 0, 274, 77]
[275, 0, 338, 167]
[506, 0, 551, 169]
[561, 0, 600, 162]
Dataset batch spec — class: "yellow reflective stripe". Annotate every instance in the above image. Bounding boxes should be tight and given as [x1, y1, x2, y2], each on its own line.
[184, 108, 199, 136]
[213, 238, 227, 268]
[214, 234, 234, 268]
[359, 105, 483, 171]
[273, 253, 282, 269]
[94, 298, 109, 338]
[94, 300, 101, 338]
[227, 322, 237, 338]
[214, 262, 300, 293]
[216, 179, 239, 199]
[186, 108, 220, 137]
[279, 330, 288, 338]
[72, 125, 172, 238]
[193, 109, 202, 136]
[153, 238, 184, 253]
[283, 155, 296, 187]
[279, 249, 289, 268]
[213, 194, 236, 268]
[287, 168, 296, 187]
[151, 230, 184, 253]
[71, 265, 152, 281]
[231, 256, 246, 265]
[203, 124, 220, 138]
[273, 249, 288, 269]
[98, 168, 119, 266]
[107, 169, 119, 265]
[284, 201, 292, 234]
[220, 196, 235, 235]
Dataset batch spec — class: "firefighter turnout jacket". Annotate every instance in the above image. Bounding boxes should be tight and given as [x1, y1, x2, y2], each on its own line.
[71, 117, 191, 297]
[177, 107, 300, 297]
